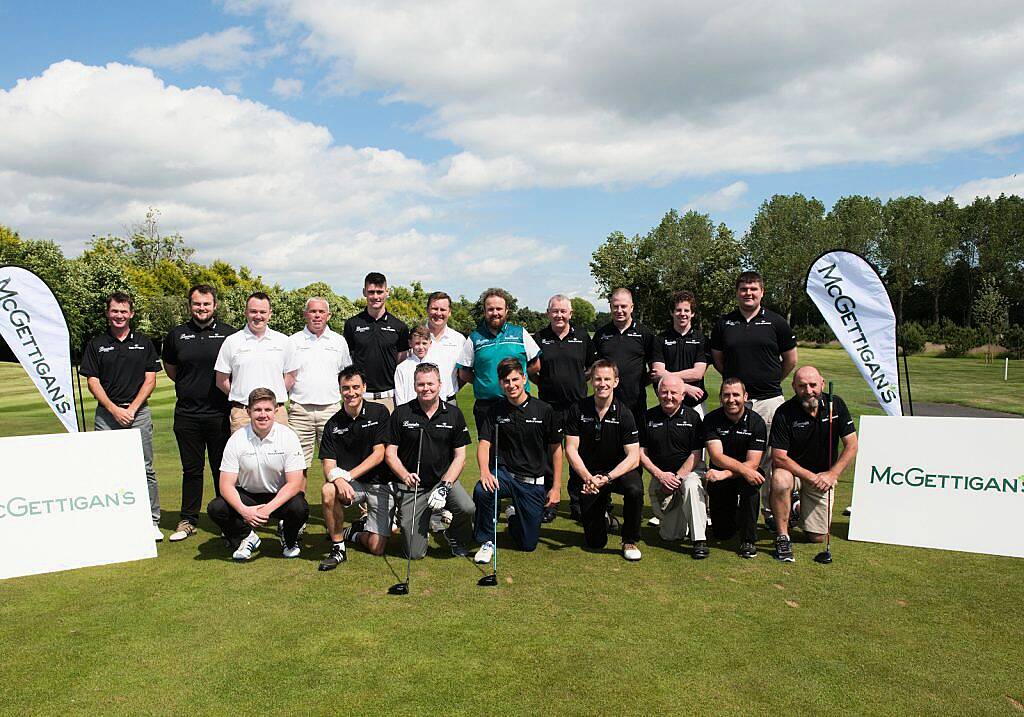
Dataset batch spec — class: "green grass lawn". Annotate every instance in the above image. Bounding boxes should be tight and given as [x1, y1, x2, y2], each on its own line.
[1, 349, 1022, 715]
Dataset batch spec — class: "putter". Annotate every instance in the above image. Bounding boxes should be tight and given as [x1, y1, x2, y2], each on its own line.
[478, 422, 499, 587]
[814, 381, 834, 565]
[389, 427, 424, 594]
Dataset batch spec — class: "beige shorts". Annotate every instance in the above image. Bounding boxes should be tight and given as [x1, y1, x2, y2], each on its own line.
[288, 401, 341, 468]
[792, 476, 834, 535]
[365, 395, 395, 412]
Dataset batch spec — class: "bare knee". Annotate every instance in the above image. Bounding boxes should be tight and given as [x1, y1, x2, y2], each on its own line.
[321, 481, 337, 504]
[771, 468, 794, 493]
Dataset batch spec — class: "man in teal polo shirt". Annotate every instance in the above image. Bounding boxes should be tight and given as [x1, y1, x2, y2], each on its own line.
[457, 287, 541, 430]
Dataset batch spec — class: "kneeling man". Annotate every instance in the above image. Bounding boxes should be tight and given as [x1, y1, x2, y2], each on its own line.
[640, 375, 706, 558]
[208, 387, 309, 560]
[474, 358, 562, 563]
[769, 366, 857, 562]
[317, 367, 393, 570]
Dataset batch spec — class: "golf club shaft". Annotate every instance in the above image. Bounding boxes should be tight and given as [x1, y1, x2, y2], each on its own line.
[406, 427, 424, 585]
[827, 381, 834, 553]
[493, 423, 499, 577]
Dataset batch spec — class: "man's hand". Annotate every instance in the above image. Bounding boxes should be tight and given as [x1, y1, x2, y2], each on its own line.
[682, 384, 705, 402]
[649, 366, 666, 383]
[335, 479, 356, 505]
[402, 472, 420, 489]
[583, 474, 608, 494]
[657, 470, 681, 491]
[545, 486, 559, 508]
[741, 465, 765, 486]
[427, 482, 450, 510]
[480, 472, 499, 493]
[239, 503, 266, 528]
[110, 406, 134, 427]
[705, 468, 729, 483]
[812, 470, 839, 491]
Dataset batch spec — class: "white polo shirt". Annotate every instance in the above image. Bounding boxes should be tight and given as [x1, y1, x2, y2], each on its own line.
[394, 354, 424, 406]
[288, 326, 352, 405]
[220, 422, 305, 493]
[214, 325, 297, 404]
[425, 324, 464, 400]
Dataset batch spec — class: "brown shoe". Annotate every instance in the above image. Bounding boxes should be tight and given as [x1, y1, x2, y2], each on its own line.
[168, 520, 197, 542]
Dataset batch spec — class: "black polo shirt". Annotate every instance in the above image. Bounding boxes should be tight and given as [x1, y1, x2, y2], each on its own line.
[383, 399, 471, 490]
[564, 396, 640, 475]
[318, 401, 391, 484]
[769, 394, 856, 473]
[702, 406, 767, 469]
[479, 396, 561, 478]
[639, 404, 703, 473]
[593, 320, 657, 410]
[343, 309, 411, 392]
[535, 324, 596, 409]
[710, 308, 796, 400]
[79, 329, 161, 406]
[652, 326, 710, 407]
[162, 319, 237, 416]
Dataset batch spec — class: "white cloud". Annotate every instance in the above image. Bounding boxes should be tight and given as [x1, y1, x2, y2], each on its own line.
[270, 77, 303, 99]
[238, 1, 1024, 190]
[683, 181, 749, 212]
[927, 173, 1024, 205]
[130, 26, 281, 71]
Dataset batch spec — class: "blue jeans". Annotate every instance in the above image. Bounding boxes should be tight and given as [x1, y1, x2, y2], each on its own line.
[473, 466, 547, 551]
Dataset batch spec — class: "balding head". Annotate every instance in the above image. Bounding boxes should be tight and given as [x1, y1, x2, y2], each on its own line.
[793, 366, 823, 386]
[656, 374, 685, 413]
[793, 365, 825, 412]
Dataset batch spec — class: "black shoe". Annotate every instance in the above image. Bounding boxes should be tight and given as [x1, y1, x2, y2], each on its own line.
[442, 529, 468, 557]
[692, 540, 710, 560]
[541, 506, 557, 523]
[570, 504, 582, 522]
[342, 518, 367, 545]
[773, 534, 795, 562]
[318, 543, 347, 571]
[738, 541, 757, 559]
[764, 512, 778, 533]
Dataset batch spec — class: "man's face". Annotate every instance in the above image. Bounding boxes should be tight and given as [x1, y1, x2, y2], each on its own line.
[427, 298, 450, 330]
[671, 301, 693, 333]
[248, 399, 276, 431]
[106, 300, 134, 331]
[304, 299, 330, 333]
[793, 370, 824, 411]
[547, 299, 572, 331]
[411, 335, 430, 359]
[736, 281, 763, 312]
[610, 293, 633, 325]
[414, 369, 440, 403]
[189, 292, 216, 324]
[484, 296, 507, 331]
[500, 369, 526, 401]
[245, 298, 271, 332]
[591, 366, 619, 399]
[340, 375, 365, 409]
[720, 383, 748, 417]
[657, 377, 684, 413]
[363, 283, 388, 311]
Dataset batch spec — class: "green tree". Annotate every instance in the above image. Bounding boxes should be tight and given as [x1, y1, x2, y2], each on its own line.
[569, 297, 596, 329]
[589, 231, 662, 323]
[972, 276, 1009, 362]
[826, 195, 883, 261]
[877, 196, 939, 324]
[471, 288, 519, 325]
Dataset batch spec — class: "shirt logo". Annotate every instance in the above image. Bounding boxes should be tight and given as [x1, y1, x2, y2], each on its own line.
[568, 338, 582, 344]
[402, 420, 421, 429]
[725, 320, 740, 326]
[664, 340, 676, 346]
[793, 420, 811, 428]
[356, 326, 370, 333]
[435, 422, 454, 429]
[496, 416, 512, 424]
[525, 417, 543, 424]
[128, 345, 146, 350]
[332, 426, 350, 435]
[98, 346, 115, 353]
[180, 334, 195, 340]
[363, 420, 379, 428]
[381, 326, 397, 333]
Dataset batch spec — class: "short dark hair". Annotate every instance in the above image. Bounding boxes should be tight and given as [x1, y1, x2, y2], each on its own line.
[247, 387, 277, 407]
[670, 290, 696, 311]
[188, 284, 218, 303]
[482, 288, 510, 307]
[414, 362, 440, 379]
[496, 357, 524, 380]
[105, 291, 133, 310]
[410, 325, 431, 342]
[427, 291, 452, 310]
[736, 271, 764, 290]
[246, 291, 271, 308]
[339, 366, 366, 385]
[720, 376, 747, 393]
[364, 272, 387, 288]
[588, 358, 619, 378]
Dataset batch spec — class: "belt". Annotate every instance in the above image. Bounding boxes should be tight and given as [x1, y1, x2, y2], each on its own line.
[364, 390, 395, 399]
[231, 401, 284, 408]
[499, 468, 545, 485]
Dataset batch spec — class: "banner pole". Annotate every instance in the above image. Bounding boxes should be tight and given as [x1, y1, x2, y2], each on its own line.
[74, 363, 88, 431]
[901, 347, 914, 416]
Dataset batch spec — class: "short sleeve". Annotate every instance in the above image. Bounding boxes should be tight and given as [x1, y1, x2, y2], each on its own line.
[397, 322, 411, 353]
[370, 404, 390, 445]
[281, 336, 299, 373]
[456, 335, 475, 368]
[161, 331, 178, 365]
[338, 337, 353, 370]
[776, 316, 797, 353]
[769, 410, 792, 451]
[450, 407, 472, 449]
[213, 337, 232, 374]
[709, 317, 725, 352]
[643, 327, 657, 362]
[650, 336, 665, 365]
[836, 397, 856, 437]
[318, 419, 338, 460]
[699, 334, 712, 364]
[393, 363, 412, 406]
[477, 404, 496, 443]
[750, 413, 768, 451]
[342, 318, 355, 347]
[79, 338, 100, 378]
[382, 410, 402, 446]
[523, 330, 541, 361]
[144, 337, 161, 373]
[620, 405, 640, 445]
[584, 333, 598, 368]
[544, 405, 563, 445]
[562, 404, 582, 437]
[219, 435, 240, 473]
[283, 430, 306, 472]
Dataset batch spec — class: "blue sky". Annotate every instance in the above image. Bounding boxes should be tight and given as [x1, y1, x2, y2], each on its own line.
[2, 1, 1024, 308]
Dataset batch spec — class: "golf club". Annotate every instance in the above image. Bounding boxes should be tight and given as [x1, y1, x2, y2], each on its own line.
[814, 381, 834, 565]
[389, 427, 424, 594]
[478, 422, 499, 587]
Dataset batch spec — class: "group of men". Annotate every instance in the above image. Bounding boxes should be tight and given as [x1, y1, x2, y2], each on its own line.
[79, 269, 857, 567]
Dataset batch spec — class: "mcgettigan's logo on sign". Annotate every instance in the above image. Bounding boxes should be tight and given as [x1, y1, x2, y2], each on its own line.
[870, 466, 1024, 494]
[0, 490, 136, 519]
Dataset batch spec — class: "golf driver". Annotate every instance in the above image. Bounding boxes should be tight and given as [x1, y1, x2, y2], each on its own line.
[814, 381, 834, 565]
[389, 427, 424, 594]
[478, 422, 499, 587]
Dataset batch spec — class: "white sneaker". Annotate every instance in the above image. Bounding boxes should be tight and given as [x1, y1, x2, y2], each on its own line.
[153, 524, 164, 542]
[504, 505, 516, 520]
[282, 543, 300, 559]
[622, 543, 642, 561]
[474, 541, 494, 564]
[429, 509, 453, 533]
[232, 531, 261, 561]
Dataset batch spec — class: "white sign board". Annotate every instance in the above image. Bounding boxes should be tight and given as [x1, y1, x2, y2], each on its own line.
[850, 415, 1024, 558]
[0, 430, 157, 580]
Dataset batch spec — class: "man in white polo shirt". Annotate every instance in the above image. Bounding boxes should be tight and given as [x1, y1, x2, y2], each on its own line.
[215, 291, 298, 432]
[288, 297, 352, 470]
[424, 291, 464, 402]
[207, 387, 309, 561]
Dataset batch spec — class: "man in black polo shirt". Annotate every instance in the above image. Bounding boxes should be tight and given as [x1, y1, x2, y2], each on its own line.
[710, 271, 797, 531]
[564, 359, 643, 561]
[384, 362, 475, 560]
[531, 293, 596, 522]
[593, 288, 657, 424]
[80, 291, 163, 541]
[639, 375, 706, 558]
[344, 272, 410, 412]
[703, 377, 767, 559]
[650, 289, 711, 417]
[473, 358, 562, 564]
[768, 366, 858, 562]
[162, 284, 237, 542]
[317, 367, 392, 570]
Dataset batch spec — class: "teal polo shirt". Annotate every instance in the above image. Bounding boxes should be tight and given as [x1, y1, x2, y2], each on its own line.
[456, 321, 541, 401]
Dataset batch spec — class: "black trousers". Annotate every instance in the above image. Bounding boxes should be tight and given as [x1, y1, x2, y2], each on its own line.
[173, 411, 231, 524]
[707, 475, 760, 543]
[207, 489, 309, 549]
[580, 469, 644, 547]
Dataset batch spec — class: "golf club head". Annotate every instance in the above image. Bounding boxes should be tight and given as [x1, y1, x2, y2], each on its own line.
[813, 550, 833, 564]
[477, 573, 498, 587]
[387, 581, 410, 595]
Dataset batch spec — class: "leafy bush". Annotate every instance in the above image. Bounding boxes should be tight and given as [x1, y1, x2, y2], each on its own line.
[1004, 325, 1024, 360]
[795, 324, 835, 345]
[941, 325, 979, 358]
[898, 322, 926, 355]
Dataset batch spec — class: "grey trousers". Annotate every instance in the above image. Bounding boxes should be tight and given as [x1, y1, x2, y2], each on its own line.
[95, 404, 160, 524]
[395, 481, 475, 560]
